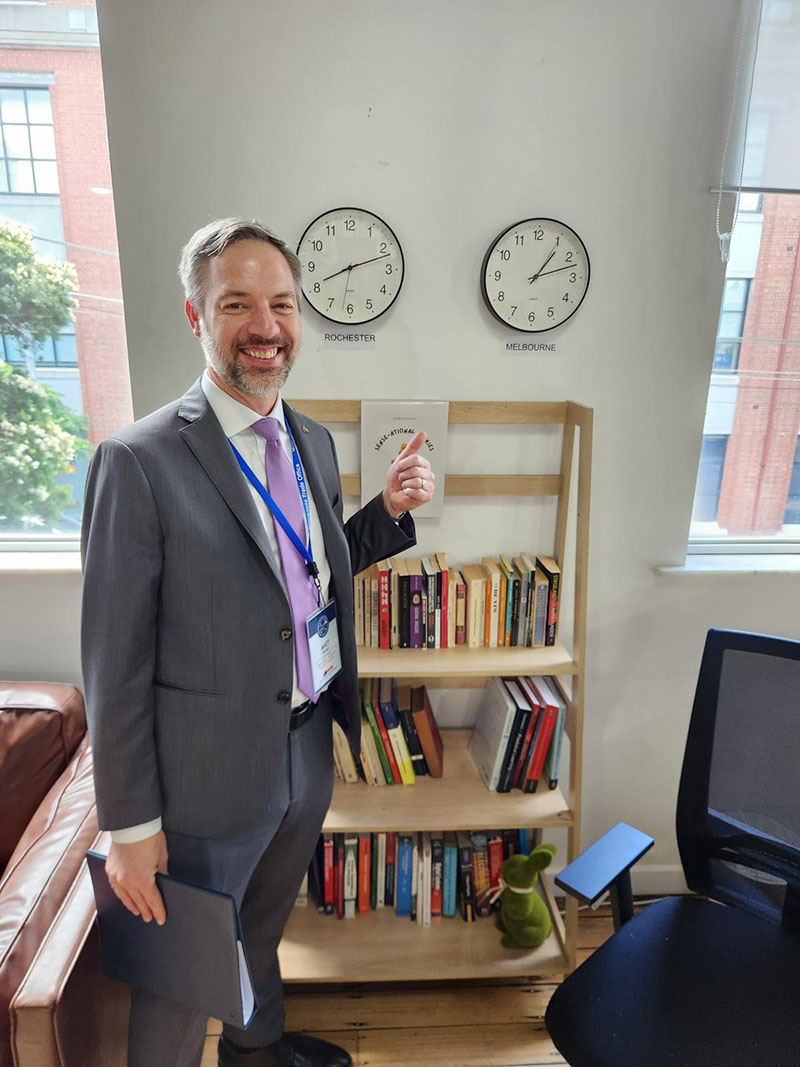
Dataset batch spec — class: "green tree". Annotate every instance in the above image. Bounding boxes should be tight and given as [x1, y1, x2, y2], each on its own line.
[0, 219, 85, 530]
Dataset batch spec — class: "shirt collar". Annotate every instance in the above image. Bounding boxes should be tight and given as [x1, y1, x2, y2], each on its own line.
[201, 370, 286, 439]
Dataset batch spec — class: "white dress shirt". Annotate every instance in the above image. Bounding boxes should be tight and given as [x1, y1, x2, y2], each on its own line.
[110, 372, 334, 844]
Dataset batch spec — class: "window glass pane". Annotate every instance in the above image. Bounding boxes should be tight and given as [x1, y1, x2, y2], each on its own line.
[3, 125, 31, 159]
[54, 331, 77, 365]
[29, 125, 55, 160]
[33, 160, 59, 194]
[7, 159, 35, 193]
[718, 311, 744, 338]
[0, 89, 26, 124]
[25, 89, 53, 125]
[722, 279, 748, 311]
[713, 343, 739, 372]
[3, 335, 26, 363]
[36, 335, 56, 364]
[0, 164, 7, 194]
[784, 440, 800, 525]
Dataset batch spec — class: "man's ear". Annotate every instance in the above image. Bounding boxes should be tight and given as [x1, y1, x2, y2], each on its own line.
[185, 299, 202, 337]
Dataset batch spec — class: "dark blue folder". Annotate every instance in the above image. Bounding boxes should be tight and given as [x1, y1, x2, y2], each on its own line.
[86, 850, 257, 1028]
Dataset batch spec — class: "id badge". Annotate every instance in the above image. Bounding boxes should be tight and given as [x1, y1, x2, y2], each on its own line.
[306, 599, 343, 693]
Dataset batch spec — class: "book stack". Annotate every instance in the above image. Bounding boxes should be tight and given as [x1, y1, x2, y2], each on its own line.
[468, 676, 568, 794]
[332, 678, 445, 785]
[310, 827, 538, 923]
[354, 553, 561, 650]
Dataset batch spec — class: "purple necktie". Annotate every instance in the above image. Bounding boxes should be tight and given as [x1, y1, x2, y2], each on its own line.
[251, 417, 319, 702]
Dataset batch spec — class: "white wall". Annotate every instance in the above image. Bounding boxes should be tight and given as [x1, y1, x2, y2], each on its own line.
[4, 0, 799, 892]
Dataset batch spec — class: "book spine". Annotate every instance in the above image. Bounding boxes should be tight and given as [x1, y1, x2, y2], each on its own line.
[343, 835, 358, 918]
[385, 831, 397, 907]
[430, 834, 444, 917]
[497, 571, 507, 647]
[509, 572, 521, 647]
[470, 832, 492, 918]
[497, 709, 529, 793]
[524, 703, 559, 792]
[399, 707, 428, 776]
[410, 837, 419, 921]
[358, 833, 371, 915]
[545, 568, 560, 646]
[502, 829, 517, 858]
[370, 576, 379, 648]
[395, 835, 414, 917]
[410, 574, 424, 649]
[458, 838, 475, 922]
[373, 704, 402, 784]
[322, 833, 334, 915]
[545, 693, 567, 789]
[421, 832, 432, 928]
[390, 563, 399, 650]
[515, 568, 529, 648]
[383, 711, 416, 785]
[456, 577, 467, 645]
[439, 565, 448, 648]
[399, 570, 410, 648]
[443, 840, 458, 917]
[487, 831, 504, 911]
[426, 567, 436, 649]
[370, 832, 379, 909]
[335, 833, 345, 918]
[533, 577, 548, 647]
[378, 567, 391, 649]
[376, 832, 387, 908]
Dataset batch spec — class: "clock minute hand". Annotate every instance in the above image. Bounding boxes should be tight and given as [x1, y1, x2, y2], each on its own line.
[322, 263, 355, 282]
[537, 262, 578, 279]
[348, 252, 391, 271]
[528, 241, 559, 283]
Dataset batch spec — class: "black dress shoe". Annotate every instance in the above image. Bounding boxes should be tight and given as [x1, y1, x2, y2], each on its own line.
[218, 1032, 352, 1067]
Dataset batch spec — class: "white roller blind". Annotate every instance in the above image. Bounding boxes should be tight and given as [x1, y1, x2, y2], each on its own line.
[739, 2, 800, 192]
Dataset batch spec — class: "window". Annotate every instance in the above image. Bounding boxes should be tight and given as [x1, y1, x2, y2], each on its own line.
[0, 87, 58, 195]
[713, 279, 751, 373]
[0, 0, 133, 543]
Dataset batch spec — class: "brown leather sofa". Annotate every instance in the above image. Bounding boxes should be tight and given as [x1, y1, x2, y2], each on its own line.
[0, 683, 128, 1067]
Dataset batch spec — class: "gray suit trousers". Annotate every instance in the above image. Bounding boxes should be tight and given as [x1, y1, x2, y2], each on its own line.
[127, 696, 335, 1067]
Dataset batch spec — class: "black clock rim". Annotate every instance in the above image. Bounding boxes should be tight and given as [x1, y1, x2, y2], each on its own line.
[296, 206, 405, 326]
[480, 217, 591, 334]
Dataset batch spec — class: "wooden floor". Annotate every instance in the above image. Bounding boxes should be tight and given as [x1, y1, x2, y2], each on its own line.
[201, 905, 617, 1067]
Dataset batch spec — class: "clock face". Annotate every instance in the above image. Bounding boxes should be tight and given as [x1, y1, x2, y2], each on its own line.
[296, 207, 404, 325]
[481, 218, 590, 333]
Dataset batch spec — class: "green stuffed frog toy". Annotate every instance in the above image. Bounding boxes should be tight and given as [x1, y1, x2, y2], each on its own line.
[495, 843, 557, 949]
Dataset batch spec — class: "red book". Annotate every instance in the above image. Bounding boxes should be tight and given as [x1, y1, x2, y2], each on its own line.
[511, 676, 542, 789]
[358, 833, 371, 915]
[322, 833, 334, 915]
[487, 830, 504, 908]
[522, 678, 559, 793]
[335, 833, 345, 919]
[436, 552, 449, 649]
[377, 560, 391, 650]
[370, 679, 402, 784]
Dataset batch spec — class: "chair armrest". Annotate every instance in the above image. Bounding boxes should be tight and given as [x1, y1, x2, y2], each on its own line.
[555, 822, 654, 908]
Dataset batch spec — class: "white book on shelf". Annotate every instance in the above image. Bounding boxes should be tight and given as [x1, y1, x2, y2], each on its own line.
[468, 676, 518, 791]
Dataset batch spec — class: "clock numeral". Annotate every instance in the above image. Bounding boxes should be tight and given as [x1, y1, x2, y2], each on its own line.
[562, 293, 570, 302]
[570, 272, 577, 283]
[346, 303, 354, 315]
[380, 285, 387, 295]
[325, 224, 336, 236]
[345, 219, 355, 231]
[532, 228, 544, 240]
[556, 236, 560, 245]
[497, 291, 505, 301]
[311, 240, 324, 252]
[515, 234, 524, 245]
[547, 306, 554, 318]
[494, 271, 502, 281]
[366, 299, 373, 310]
[327, 298, 335, 309]
[380, 242, 388, 253]
[528, 311, 536, 323]
[385, 264, 393, 274]
[565, 251, 574, 262]
[499, 250, 511, 261]
[307, 261, 315, 272]
[368, 225, 374, 236]
[510, 306, 518, 316]
[313, 283, 321, 293]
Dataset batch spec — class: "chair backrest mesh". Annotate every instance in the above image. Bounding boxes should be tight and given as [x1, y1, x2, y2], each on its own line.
[677, 630, 800, 931]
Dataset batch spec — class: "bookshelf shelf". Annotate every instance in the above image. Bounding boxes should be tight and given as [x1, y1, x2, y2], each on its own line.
[290, 398, 592, 978]
[323, 730, 571, 834]
[357, 642, 578, 679]
[280, 904, 565, 982]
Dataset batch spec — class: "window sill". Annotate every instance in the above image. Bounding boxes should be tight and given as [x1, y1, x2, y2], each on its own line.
[0, 551, 82, 574]
[657, 554, 800, 576]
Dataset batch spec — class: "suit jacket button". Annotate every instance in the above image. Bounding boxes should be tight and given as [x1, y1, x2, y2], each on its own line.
[277, 690, 291, 704]
[280, 629, 292, 641]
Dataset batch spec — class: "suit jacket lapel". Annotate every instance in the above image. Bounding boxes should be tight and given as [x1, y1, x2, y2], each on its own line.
[177, 379, 288, 598]
[284, 403, 349, 581]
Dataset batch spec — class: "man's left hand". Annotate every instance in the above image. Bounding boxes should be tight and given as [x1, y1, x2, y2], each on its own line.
[383, 429, 435, 519]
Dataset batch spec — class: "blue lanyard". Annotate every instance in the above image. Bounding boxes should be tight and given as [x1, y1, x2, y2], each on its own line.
[229, 422, 322, 599]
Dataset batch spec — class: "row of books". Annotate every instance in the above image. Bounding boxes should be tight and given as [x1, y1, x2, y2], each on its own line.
[469, 676, 567, 793]
[333, 678, 444, 785]
[354, 552, 561, 650]
[311, 828, 539, 923]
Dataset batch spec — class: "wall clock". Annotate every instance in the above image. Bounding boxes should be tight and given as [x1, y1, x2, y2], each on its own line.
[481, 218, 590, 332]
[296, 207, 404, 325]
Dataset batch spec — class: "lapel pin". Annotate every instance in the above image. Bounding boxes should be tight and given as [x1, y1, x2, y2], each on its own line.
[302, 425, 310, 434]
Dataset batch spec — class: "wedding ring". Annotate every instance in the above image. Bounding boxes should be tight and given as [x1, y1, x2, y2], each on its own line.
[421, 478, 426, 491]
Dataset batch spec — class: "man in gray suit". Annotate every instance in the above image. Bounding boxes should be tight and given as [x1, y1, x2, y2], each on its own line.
[81, 218, 434, 1067]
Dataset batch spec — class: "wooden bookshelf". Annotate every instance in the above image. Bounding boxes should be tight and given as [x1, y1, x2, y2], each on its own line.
[287, 399, 592, 978]
[324, 730, 572, 834]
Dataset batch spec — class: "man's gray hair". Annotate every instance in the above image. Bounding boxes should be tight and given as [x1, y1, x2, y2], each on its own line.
[178, 217, 303, 312]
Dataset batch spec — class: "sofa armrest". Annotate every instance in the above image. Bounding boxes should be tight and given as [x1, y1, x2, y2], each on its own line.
[10, 832, 129, 1067]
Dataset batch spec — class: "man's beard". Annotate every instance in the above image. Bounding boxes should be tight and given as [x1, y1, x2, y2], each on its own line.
[200, 328, 297, 398]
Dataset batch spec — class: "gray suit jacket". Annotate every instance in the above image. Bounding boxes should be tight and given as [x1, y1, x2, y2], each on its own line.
[80, 378, 415, 838]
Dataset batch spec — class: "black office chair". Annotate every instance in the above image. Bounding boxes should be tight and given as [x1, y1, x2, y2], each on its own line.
[545, 628, 800, 1066]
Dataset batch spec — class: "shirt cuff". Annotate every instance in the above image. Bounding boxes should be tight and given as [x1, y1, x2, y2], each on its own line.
[109, 817, 163, 844]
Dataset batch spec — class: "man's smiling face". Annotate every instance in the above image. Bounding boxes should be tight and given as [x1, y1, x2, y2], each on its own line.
[189, 238, 301, 403]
